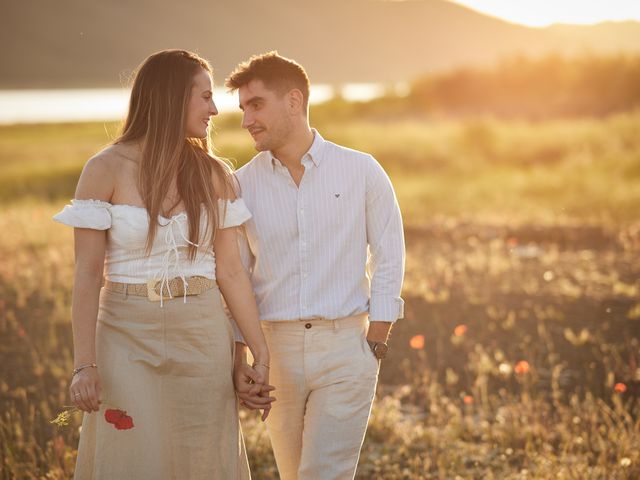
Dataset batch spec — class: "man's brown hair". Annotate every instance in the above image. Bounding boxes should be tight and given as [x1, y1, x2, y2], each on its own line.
[226, 51, 310, 109]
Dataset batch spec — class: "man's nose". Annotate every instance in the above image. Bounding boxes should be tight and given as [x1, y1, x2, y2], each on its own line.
[241, 112, 253, 129]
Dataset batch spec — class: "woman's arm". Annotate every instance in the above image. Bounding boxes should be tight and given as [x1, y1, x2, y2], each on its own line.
[214, 225, 275, 419]
[214, 226, 269, 369]
[69, 154, 114, 412]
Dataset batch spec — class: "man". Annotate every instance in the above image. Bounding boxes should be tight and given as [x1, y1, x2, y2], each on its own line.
[226, 52, 405, 480]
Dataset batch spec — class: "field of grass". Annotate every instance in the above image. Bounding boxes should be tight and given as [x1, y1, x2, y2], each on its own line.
[1, 114, 639, 479]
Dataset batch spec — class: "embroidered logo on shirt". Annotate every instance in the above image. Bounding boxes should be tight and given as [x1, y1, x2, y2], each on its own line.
[334, 193, 341, 198]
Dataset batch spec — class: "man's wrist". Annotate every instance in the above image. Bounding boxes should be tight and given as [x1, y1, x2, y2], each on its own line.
[366, 339, 389, 360]
[366, 320, 392, 343]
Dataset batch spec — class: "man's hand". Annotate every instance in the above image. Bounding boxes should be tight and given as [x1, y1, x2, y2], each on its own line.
[233, 362, 276, 421]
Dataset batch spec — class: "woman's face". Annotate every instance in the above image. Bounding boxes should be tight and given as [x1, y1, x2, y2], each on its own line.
[185, 68, 218, 138]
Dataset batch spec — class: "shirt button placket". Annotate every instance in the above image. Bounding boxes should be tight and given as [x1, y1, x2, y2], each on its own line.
[298, 169, 308, 316]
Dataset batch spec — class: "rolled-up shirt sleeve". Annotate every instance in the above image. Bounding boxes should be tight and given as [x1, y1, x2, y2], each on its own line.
[365, 156, 405, 322]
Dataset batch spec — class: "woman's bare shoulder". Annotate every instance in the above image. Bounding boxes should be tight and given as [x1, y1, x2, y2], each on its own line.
[75, 145, 128, 201]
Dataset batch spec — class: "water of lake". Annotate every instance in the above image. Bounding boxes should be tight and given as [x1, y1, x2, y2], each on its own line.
[0, 84, 388, 125]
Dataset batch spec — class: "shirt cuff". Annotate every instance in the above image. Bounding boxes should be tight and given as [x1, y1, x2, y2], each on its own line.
[369, 296, 404, 322]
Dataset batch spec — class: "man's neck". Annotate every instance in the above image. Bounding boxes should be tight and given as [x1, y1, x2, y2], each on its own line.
[272, 127, 315, 169]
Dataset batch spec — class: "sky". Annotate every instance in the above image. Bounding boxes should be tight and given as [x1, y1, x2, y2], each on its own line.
[449, 0, 640, 27]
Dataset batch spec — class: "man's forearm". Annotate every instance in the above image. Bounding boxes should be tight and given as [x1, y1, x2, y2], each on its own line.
[366, 321, 392, 343]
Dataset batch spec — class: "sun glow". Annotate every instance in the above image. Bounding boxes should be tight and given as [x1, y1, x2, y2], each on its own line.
[449, 0, 640, 27]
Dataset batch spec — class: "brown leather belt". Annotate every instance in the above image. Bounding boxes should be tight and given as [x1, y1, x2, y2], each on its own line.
[104, 276, 216, 302]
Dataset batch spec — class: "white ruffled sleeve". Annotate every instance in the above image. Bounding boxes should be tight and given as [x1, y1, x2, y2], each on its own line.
[53, 199, 112, 230]
[218, 198, 252, 229]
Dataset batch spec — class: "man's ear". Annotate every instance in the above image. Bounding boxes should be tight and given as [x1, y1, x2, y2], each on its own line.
[287, 88, 304, 115]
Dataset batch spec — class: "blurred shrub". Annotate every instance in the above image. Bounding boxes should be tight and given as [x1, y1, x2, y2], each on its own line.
[410, 53, 640, 119]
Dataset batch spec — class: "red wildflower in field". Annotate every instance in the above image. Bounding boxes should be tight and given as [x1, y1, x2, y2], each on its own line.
[409, 334, 425, 349]
[453, 324, 467, 336]
[506, 237, 518, 248]
[614, 383, 627, 393]
[514, 361, 530, 374]
[104, 409, 134, 430]
[463, 395, 474, 405]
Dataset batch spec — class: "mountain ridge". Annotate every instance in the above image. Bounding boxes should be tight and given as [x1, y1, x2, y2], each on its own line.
[1, 0, 639, 88]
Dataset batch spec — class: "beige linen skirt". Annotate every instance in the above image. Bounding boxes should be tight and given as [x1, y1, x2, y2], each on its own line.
[74, 285, 250, 480]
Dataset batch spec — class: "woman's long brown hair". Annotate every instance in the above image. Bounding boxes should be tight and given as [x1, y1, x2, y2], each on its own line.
[116, 50, 233, 260]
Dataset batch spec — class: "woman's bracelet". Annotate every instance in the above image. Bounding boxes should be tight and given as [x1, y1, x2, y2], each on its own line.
[252, 362, 270, 369]
[72, 363, 97, 377]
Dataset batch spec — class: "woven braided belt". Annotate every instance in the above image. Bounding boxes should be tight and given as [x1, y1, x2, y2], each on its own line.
[104, 276, 216, 302]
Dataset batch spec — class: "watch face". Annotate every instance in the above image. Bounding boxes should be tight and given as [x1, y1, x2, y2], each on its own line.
[373, 343, 389, 359]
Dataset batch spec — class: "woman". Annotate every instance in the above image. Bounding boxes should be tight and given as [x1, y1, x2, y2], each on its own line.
[53, 50, 271, 479]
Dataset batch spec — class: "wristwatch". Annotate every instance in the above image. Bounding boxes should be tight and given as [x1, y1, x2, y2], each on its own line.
[367, 340, 389, 360]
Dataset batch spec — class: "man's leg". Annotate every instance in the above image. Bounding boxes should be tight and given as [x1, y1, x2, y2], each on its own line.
[262, 324, 308, 480]
[298, 317, 379, 480]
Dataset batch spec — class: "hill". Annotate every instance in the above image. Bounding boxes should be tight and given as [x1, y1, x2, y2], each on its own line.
[2, 0, 640, 87]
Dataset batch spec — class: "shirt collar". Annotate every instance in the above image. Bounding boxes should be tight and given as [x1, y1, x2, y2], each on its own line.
[270, 128, 326, 171]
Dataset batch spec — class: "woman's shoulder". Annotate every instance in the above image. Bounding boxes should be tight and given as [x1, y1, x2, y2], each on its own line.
[75, 145, 129, 201]
[88, 143, 138, 171]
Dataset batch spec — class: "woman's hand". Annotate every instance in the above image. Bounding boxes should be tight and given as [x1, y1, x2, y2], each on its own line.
[70, 367, 101, 413]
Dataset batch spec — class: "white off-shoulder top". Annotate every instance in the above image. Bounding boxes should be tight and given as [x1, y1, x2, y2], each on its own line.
[53, 199, 252, 301]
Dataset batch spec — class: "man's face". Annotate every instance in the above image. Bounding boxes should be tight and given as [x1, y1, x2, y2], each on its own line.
[238, 79, 292, 152]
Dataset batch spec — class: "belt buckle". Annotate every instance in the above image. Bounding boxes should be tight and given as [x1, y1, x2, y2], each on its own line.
[146, 278, 163, 302]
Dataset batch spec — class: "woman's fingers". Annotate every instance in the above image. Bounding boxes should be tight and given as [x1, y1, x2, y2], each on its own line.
[87, 383, 100, 411]
[238, 391, 273, 407]
[70, 374, 102, 412]
[76, 387, 91, 412]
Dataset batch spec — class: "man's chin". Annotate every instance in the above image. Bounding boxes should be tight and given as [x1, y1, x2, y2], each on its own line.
[254, 141, 270, 152]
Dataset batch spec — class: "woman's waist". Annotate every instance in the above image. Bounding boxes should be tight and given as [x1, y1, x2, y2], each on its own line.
[104, 256, 217, 283]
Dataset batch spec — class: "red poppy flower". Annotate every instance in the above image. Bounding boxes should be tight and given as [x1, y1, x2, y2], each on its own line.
[409, 334, 425, 350]
[514, 360, 530, 375]
[453, 325, 468, 336]
[614, 383, 627, 393]
[105, 409, 135, 430]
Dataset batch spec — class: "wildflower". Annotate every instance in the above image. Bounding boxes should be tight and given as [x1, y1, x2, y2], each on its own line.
[409, 334, 425, 350]
[614, 383, 627, 393]
[105, 409, 134, 430]
[498, 362, 513, 376]
[50, 409, 73, 427]
[453, 324, 467, 336]
[514, 361, 530, 375]
[506, 237, 518, 248]
[463, 395, 474, 405]
[620, 457, 632, 467]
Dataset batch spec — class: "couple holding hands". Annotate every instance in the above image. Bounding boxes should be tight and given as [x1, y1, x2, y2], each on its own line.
[54, 50, 405, 479]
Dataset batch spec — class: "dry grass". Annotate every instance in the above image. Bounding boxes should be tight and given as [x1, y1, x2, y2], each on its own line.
[1, 115, 639, 478]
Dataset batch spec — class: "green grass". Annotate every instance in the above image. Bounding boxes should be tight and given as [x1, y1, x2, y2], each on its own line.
[2, 112, 639, 225]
